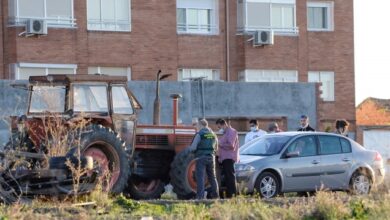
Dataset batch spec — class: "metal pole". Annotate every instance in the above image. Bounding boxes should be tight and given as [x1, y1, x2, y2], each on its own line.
[153, 70, 162, 125]
[170, 94, 182, 126]
[226, 0, 230, 82]
[201, 79, 205, 119]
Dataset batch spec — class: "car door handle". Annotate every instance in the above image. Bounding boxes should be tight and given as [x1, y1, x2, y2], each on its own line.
[312, 160, 320, 164]
[342, 158, 350, 162]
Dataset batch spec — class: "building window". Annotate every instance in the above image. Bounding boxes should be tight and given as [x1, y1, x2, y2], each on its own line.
[88, 67, 131, 81]
[237, 0, 297, 35]
[239, 70, 298, 82]
[176, 0, 218, 34]
[307, 2, 334, 31]
[12, 63, 77, 80]
[8, 0, 75, 27]
[87, 0, 131, 32]
[178, 69, 220, 81]
[308, 71, 335, 101]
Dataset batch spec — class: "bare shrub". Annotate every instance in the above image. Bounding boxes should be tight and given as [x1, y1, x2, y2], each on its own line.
[309, 191, 351, 220]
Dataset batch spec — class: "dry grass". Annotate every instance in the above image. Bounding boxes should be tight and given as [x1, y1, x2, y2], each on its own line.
[0, 180, 389, 219]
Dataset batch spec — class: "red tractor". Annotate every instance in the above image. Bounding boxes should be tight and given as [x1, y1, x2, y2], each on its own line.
[2, 73, 201, 202]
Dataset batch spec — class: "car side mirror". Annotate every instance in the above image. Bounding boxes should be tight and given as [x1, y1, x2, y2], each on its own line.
[286, 151, 300, 158]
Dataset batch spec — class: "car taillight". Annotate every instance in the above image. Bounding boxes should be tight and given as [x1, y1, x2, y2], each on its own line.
[375, 152, 382, 161]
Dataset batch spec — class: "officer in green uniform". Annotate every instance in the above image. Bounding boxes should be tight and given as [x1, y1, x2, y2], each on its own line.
[189, 119, 219, 199]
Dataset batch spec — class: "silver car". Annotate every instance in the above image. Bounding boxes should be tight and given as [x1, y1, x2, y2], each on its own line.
[235, 132, 385, 198]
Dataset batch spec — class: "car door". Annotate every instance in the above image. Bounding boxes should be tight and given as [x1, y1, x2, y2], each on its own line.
[110, 85, 138, 156]
[281, 135, 322, 192]
[318, 135, 353, 190]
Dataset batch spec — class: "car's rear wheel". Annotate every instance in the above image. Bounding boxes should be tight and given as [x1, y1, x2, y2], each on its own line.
[350, 171, 371, 195]
[255, 172, 280, 198]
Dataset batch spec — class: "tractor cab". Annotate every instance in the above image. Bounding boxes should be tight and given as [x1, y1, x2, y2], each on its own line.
[22, 74, 141, 151]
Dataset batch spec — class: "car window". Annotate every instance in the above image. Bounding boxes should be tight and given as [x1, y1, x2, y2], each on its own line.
[112, 86, 133, 114]
[240, 135, 291, 156]
[286, 136, 317, 157]
[319, 135, 342, 155]
[340, 138, 352, 153]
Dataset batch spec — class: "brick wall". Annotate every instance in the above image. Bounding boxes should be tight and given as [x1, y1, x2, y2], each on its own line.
[0, 0, 356, 132]
[356, 98, 390, 144]
[0, 2, 3, 79]
[357, 99, 390, 126]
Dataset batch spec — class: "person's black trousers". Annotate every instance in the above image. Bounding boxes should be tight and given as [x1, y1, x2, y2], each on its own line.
[221, 159, 237, 198]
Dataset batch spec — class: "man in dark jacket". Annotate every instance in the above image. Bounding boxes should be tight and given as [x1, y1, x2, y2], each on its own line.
[188, 119, 219, 199]
[297, 115, 315, 132]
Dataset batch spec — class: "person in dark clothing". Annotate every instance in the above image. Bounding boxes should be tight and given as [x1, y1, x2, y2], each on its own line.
[216, 118, 239, 198]
[335, 119, 349, 137]
[297, 115, 315, 132]
[188, 119, 219, 199]
[268, 122, 283, 133]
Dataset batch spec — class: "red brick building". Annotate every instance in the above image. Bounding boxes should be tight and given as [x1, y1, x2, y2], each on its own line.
[356, 98, 390, 144]
[357, 98, 390, 126]
[0, 0, 355, 133]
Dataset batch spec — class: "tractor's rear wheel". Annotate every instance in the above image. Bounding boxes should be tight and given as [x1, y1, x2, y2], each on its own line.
[126, 176, 165, 200]
[76, 125, 129, 193]
[170, 148, 198, 199]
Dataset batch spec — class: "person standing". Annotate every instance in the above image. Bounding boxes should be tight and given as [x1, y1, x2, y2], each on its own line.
[244, 119, 267, 144]
[268, 122, 282, 133]
[188, 119, 219, 199]
[335, 119, 349, 137]
[297, 115, 315, 132]
[216, 119, 239, 198]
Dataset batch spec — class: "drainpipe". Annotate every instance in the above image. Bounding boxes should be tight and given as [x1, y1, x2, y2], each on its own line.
[225, 0, 230, 82]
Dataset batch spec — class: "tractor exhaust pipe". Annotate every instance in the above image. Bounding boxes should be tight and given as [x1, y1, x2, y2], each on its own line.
[170, 94, 182, 126]
[153, 70, 172, 125]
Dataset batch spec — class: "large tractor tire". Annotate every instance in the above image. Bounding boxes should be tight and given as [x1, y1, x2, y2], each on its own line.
[169, 148, 197, 199]
[75, 125, 130, 193]
[126, 177, 165, 200]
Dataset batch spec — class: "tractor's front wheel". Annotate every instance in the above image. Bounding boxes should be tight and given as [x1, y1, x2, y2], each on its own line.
[77, 125, 130, 193]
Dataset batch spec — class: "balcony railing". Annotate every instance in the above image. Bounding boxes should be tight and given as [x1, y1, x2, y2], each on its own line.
[9, 16, 77, 28]
[177, 23, 218, 35]
[87, 19, 131, 32]
[237, 26, 299, 36]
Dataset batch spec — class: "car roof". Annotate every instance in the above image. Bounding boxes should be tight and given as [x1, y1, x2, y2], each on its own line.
[29, 74, 128, 84]
[267, 131, 347, 138]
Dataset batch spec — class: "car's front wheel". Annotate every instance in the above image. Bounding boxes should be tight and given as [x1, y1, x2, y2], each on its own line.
[350, 171, 371, 195]
[255, 172, 280, 198]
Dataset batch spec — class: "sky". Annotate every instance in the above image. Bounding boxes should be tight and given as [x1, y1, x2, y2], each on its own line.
[354, 0, 390, 105]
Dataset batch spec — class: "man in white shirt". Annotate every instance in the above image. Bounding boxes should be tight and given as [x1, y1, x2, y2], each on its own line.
[244, 120, 267, 144]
